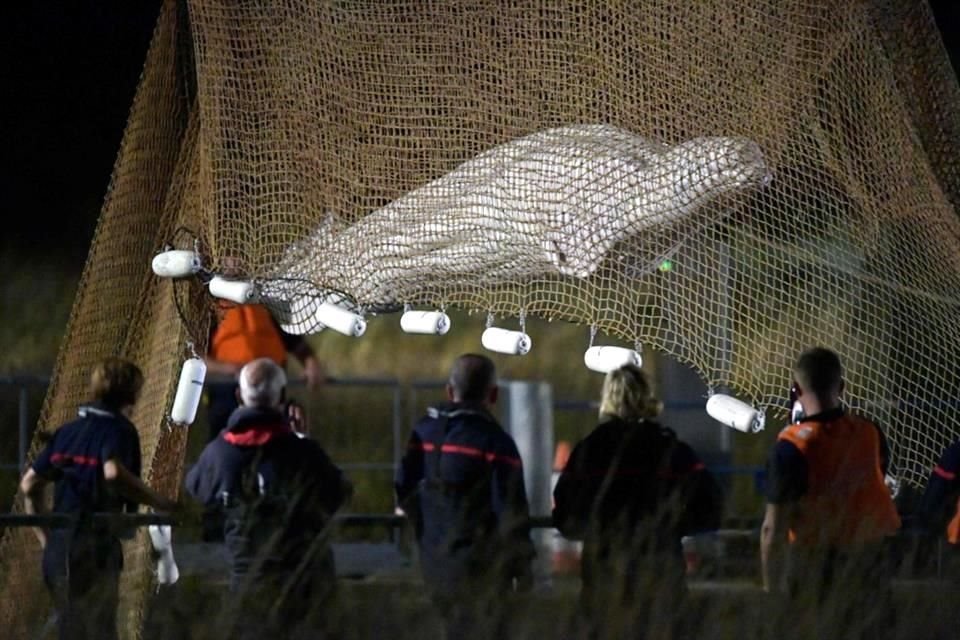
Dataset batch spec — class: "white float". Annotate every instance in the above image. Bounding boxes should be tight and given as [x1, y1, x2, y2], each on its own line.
[312, 302, 367, 337]
[705, 394, 764, 433]
[400, 310, 451, 335]
[148, 524, 180, 586]
[170, 357, 206, 425]
[151, 250, 201, 279]
[481, 327, 532, 355]
[583, 346, 642, 373]
[208, 276, 256, 304]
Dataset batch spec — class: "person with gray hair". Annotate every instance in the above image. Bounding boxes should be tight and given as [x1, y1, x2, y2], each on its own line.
[237, 357, 288, 407]
[186, 357, 350, 638]
[553, 364, 723, 640]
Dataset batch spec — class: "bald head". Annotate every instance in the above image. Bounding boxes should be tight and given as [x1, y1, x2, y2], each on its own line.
[238, 358, 287, 408]
[447, 354, 497, 405]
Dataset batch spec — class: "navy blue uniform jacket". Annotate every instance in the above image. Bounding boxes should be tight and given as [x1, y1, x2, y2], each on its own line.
[395, 403, 535, 592]
[185, 406, 348, 586]
[31, 404, 142, 577]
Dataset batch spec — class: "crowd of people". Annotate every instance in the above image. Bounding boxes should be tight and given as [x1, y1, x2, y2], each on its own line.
[15, 343, 960, 639]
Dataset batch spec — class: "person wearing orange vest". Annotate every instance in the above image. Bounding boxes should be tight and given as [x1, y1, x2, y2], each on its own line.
[918, 439, 960, 553]
[205, 304, 324, 443]
[761, 347, 901, 640]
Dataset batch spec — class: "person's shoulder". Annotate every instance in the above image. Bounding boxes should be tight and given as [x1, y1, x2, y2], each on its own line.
[192, 436, 230, 464]
[667, 434, 699, 460]
[111, 414, 139, 435]
[411, 405, 446, 438]
[941, 439, 960, 467]
[778, 420, 819, 441]
[50, 415, 84, 435]
[845, 412, 880, 430]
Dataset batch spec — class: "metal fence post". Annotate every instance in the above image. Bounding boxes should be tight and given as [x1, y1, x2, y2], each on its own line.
[18, 384, 29, 472]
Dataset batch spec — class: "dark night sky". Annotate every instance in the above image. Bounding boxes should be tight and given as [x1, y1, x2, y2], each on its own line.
[4, 1, 960, 266]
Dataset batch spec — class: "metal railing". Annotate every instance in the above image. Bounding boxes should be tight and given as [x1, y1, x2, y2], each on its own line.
[0, 512, 554, 531]
[1, 375, 767, 497]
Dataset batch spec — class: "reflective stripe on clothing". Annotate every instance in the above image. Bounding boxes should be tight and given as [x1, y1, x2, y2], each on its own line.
[49, 453, 100, 467]
[934, 465, 957, 481]
[416, 441, 522, 467]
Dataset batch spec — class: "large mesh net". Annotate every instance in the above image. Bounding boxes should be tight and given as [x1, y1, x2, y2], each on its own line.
[3, 0, 960, 636]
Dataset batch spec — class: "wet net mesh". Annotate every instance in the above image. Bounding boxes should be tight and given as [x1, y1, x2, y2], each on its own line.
[3, 0, 960, 636]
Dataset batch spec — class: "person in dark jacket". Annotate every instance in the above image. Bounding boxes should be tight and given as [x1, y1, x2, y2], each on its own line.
[553, 364, 723, 640]
[396, 353, 535, 640]
[186, 357, 350, 639]
[18, 358, 178, 640]
[918, 438, 960, 574]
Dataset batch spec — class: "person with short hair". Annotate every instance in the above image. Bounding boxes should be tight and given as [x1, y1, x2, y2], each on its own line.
[185, 357, 350, 638]
[761, 347, 901, 639]
[553, 364, 723, 640]
[396, 353, 535, 640]
[19, 357, 178, 640]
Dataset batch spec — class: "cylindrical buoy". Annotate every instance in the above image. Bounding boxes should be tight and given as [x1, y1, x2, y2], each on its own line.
[583, 346, 642, 373]
[790, 400, 805, 424]
[400, 310, 451, 335]
[148, 524, 180, 586]
[481, 327, 532, 355]
[208, 276, 256, 304]
[314, 302, 366, 337]
[705, 394, 764, 433]
[151, 250, 201, 278]
[170, 358, 206, 425]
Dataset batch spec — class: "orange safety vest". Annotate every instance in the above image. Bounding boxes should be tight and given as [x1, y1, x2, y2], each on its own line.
[948, 497, 960, 545]
[777, 414, 901, 548]
[210, 304, 287, 367]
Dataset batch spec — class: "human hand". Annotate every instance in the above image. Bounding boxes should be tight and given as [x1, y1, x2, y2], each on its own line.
[286, 401, 308, 437]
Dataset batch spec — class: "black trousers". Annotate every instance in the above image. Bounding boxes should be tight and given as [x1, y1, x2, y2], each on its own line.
[220, 557, 340, 640]
[782, 544, 896, 640]
[430, 588, 512, 640]
[42, 533, 122, 640]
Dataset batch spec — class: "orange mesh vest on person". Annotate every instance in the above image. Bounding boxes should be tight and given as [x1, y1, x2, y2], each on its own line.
[777, 414, 900, 548]
[948, 498, 960, 545]
[210, 305, 287, 366]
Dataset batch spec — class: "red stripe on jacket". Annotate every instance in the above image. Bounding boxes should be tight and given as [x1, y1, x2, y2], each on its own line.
[933, 465, 956, 481]
[50, 453, 100, 467]
[418, 442, 521, 467]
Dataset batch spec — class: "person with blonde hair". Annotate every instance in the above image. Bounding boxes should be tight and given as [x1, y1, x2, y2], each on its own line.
[19, 357, 178, 640]
[553, 364, 722, 640]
